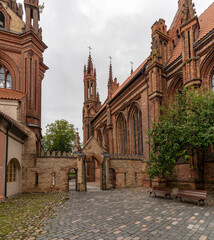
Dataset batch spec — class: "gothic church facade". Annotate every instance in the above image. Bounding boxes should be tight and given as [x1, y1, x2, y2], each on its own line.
[83, 0, 214, 190]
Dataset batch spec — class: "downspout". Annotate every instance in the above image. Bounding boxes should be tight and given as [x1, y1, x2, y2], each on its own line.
[145, 74, 152, 187]
[4, 125, 11, 198]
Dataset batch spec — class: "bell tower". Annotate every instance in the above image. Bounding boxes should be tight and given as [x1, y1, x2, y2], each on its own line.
[83, 48, 101, 144]
[24, 0, 40, 34]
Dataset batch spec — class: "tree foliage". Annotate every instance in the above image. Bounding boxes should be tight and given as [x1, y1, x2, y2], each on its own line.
[42, 119, 76, 152]
[147, 88, 214, 179]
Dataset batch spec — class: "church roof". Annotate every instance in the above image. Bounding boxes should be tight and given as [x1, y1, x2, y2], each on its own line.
[0, 110, 28, 138]
[93, 2, 214, 121]
[197, 3, 214, 42]
[166, 3, 214, 67]
[0, 88, 26, 100]
[93, 58, 148, 120]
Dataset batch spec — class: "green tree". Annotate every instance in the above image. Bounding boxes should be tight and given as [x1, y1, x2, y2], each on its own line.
[147, 88, 214, 180]
[42, 119, 76, 152]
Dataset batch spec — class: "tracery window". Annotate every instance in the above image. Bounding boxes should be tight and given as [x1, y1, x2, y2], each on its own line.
[0, 12, 5, 28]
[0, 64, 12, 89]
[132, 108, 143, 155]
[7, 160, 16, 183]
[117, 114, 127, 154]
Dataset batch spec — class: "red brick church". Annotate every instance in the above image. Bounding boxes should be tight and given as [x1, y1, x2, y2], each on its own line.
[0, 0, 48, 199]
[82, 0, 214, 190]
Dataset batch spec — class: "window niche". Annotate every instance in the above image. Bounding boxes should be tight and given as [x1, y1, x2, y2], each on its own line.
[0, 64, 12, 89]
[0, 11, 5, 28]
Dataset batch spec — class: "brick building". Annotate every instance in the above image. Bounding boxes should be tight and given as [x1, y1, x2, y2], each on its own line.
[83, 0, 214, 190]
[0, 0, 48, 198]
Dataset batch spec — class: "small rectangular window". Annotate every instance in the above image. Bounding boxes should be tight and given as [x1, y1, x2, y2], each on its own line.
[188, 31, 191, 58]
[35, 172, 39, 186]
[124, 172, 126, 186]
[135, 172, 137, 183]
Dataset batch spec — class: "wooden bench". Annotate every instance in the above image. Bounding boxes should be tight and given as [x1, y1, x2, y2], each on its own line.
[149, 186, 173, 199]
[175, 189, 207, 206]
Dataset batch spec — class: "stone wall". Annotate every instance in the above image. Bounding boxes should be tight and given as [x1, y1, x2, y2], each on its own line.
[109, 155, 144, 189]
[23, 156, 77, 193]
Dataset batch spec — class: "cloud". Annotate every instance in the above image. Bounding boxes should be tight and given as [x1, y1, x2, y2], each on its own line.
[16, 0, 213, 141]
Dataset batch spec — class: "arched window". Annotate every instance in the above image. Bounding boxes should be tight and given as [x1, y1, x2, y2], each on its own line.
[212, 74, 214, 92]
[0, 64, 12, 89]
[0, 12, 5, 28]
[7, 159, 16, 182]
[117, 113, 127, 154]
[132, 108, 143, 155]
[103, 126, 109, 152]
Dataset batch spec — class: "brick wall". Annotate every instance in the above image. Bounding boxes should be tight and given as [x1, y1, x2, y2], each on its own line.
[23, 157, 77, 193]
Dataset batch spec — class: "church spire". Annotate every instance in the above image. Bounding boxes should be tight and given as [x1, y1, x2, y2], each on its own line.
[108, 56, 113, 85]
[87, 46, 93, 74]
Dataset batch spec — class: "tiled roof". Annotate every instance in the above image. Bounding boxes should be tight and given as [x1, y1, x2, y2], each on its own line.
[0, 110, 28, 137]
[0, 88, 26, 100]
[166, 39, 182, 67]
[166, 3, 214, 67]
[197, 3, 214, 42]
[93, 58, 148, 119]
[112, 58, 148, 99]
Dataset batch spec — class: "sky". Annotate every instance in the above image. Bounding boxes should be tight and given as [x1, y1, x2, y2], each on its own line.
[18, 0, 213, 140]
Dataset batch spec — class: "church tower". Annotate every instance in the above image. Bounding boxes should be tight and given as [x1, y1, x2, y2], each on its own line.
[83, 50, 101, 144]
[180, 0, 200, 88]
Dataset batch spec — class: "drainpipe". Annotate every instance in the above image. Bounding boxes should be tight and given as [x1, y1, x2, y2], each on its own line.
[144, 74, 152, 188]
[4, 124, 11, 198]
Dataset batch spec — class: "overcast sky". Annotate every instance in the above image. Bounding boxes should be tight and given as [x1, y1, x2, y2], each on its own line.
[19, 0, 213, 140]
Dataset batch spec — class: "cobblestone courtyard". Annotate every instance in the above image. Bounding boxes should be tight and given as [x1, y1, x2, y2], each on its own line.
[36, 188, 214, 240]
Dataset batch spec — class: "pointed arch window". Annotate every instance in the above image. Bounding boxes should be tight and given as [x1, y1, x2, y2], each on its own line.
[0, 12, 5, 28]
[7, 159, 16, 182]
[132, 108, 143, 155]
[0, 65, 12, 89]
[117, 114, 127, 154]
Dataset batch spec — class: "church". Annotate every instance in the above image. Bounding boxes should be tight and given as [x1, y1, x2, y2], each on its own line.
[82, 0, 214, 190]
[0, 0, 213, 198]
[0, 0, 48, 199]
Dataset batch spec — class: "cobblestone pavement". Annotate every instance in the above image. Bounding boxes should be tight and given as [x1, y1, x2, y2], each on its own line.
[36, 188, 214, 240]
[0, 193, 66, 240]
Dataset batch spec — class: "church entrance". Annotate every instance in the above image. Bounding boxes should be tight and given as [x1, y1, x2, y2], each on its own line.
[68, 168, 77, 191]
[86, 157, 101, 190]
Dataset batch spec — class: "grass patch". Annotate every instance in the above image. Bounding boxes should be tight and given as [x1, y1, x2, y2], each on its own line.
[0, 193, 66, 239]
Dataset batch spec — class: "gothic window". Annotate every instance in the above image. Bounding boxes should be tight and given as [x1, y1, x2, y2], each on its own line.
[132, 108, 143, 155]
[117, 113, 127, 154]
[212, 74, 214, 92]
[0, 65, 12, 89]
[0, 12, 5, 28]
[7, 160, 16, 182]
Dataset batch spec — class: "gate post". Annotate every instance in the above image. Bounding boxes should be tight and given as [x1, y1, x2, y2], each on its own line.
[102, 153, 110, 190]
[76, 152, 86, 192]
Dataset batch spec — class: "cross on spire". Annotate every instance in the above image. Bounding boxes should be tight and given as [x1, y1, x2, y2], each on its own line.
[88, 46, 92, 55]
[109, 56, 112, 64]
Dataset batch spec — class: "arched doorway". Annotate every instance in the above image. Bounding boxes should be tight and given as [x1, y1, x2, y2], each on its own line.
[6, 158, 21, 197]
[86, 157, 101, 183]
[68, 168, 77, 191]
